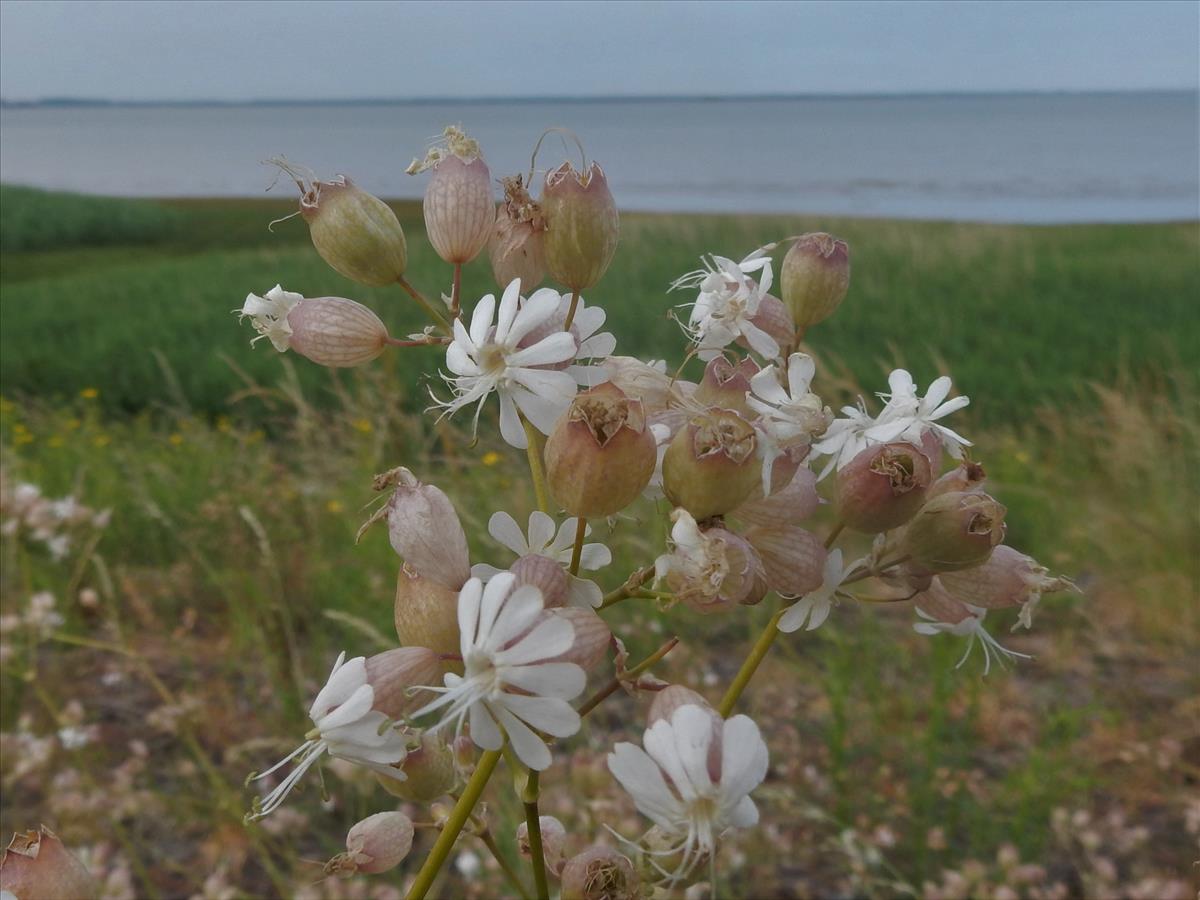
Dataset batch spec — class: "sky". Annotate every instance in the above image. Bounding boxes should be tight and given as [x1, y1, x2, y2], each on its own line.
[1, 0, 1197, 101]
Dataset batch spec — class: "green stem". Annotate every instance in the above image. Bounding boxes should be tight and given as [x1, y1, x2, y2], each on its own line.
[406, 749, 503, 900]
[563, 290, 581, 330]
[717, 608, 786, 718]
[577, 636, 680, 718]
[521, 416, 551, 513]
[568, 516, 587, 576]
[824, 520, 845, 549]
[598, 566, 654, 610]
[522, 770, 551, 900]
[450, 263, 463, 320]
[478, 828, 532, 900]
[397, 276, 453, 334]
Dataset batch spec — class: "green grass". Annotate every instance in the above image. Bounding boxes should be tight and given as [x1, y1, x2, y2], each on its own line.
[0, 184, 184, 252]
[2, 188, 1197, 425]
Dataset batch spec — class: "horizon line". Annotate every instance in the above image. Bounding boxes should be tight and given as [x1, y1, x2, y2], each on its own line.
[2, 87, 1197, 108]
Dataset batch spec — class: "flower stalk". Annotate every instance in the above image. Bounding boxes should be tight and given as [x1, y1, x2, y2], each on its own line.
[405, 749, 502, 900]
[521, 769, 551, 900]
[717, 608, 786, 718]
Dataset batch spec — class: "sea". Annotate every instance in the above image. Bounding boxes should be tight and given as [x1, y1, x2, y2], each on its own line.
[1, 92, 1197, 223]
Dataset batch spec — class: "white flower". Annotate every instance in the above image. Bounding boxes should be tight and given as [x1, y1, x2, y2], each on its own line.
[746, 353, 829, 494]
[247, 653, 408, 821]
[875, 369, 971, 457]
[914, 602, 1030, 675]
[607, 704, 768, 882]
[671, 247, 779, 360]
[654, 509, 723, 599]
[432, 280, 579, 448]
[410, 574, 585, 771]
[472, 511, 611, 608]
[777, 549, 852, 632]
[642, 422, 674, 500]
[560, 294, 617, 385]
[237, 285, 302, 352]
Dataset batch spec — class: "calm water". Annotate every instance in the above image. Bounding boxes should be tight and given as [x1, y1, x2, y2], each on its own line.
[1, 93, 1197, 222]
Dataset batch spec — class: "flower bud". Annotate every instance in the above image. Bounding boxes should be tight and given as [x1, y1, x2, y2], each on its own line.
[394, 567, 460, 658]
[903, 491, 1007, 573]
[781, 233, 850, 329]
[733, 466, 821, 527]
[517, 816, 567, 874]
[409, 126, 494, 265]
[560, 846, 640, 900]
[545, 383, 657, 518]
[743, 525, 826, 598]
[299, 176, 408, 286]
[511, 554, 570, 608]
[656, 510, 767, 614]
[286, 297, 390, 367]
[693, 356, 759, 418]
[364, 647, 443, 719]
[490, 174, 548, 290]
[1, 826, 97, 900]
[543, 607, 611, 670]
[325, 812, 414, 876]
[543, 161, 619, 292]
[662, 409, 760, 520]
[938, 545, 1074, 629]
[927, 460, 988, 499]
[385, 469, 470, 589]
[837, 442, 933, 533]
[376, 733, 457, 803]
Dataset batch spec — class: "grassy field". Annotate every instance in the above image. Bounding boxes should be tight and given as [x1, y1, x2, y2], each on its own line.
[1, 187, 1197, 899]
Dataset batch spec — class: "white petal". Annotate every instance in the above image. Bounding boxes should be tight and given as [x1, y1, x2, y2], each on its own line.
[488, 511, 529, 556]
[670, 705, 717, 795]
[728, 795, 759, 828]
[511, 386, 572, 436]
[470, 701, 504, 750]
[644, 718, 699, 804]
[493, 704, 552, 770]
[493, 281, 521, 342]
[503, 662, 587, 699]
[741, 322, 780, 360]
[508, 332, 578, 368]
[500, 693, 582, 736]
[485, 585, 545, 650]
[566, 575, 603, 609]
[527, 511, 558, 553]
[494, 616, 574, 666]
[608, 742, 683, 830]
[469, 294, 496, 346]
[475, 573, 515, 648]
[507, 289, 560, 345]
[577, 542, 612, 570]
[498, 391, 528, 449]
[456, 578, 484, 655]
[719, 715, 769, 801]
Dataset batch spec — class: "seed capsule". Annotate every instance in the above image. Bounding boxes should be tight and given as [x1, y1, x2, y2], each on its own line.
[517, 816, 567, 874]
[376, 733, 458, 803]
[325, 812, 414, 876]
[385, 468, 471, 590]
[837, 442, 933, 533]
[286, 297, 390, 367]
[542, 161, 619, 292]
[301, 177, 408, 287]
[781, 232, 850, 329]
[394, 566, 460, 658]
[560, 846, 640, 900]
[693, 356, 760, 418]
[363, 646, 443, 719]
[903, 491, 1007, 573]
[545, 383, 657, 518]
[409, 126, 495, 265]
[1, 826, 97, 900]
[661, 409, 760, 520]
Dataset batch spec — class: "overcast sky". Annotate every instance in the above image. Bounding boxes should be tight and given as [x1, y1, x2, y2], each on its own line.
[1, 0, 1196, 101]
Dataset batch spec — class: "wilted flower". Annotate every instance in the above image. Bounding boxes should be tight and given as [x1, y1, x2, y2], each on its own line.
[410, 574, 585, 771]
[325, 811, 415, 876]
[490, 174, 548, 290]
[938, 545, 1075, 630]
[913, 581, 1031, 674]
[836, 441, 933, 533]
[238, 288, 391, 367]
[654, 509, 768, 613]
[432, 280, 578, 448]
[672, 247, 780, 360]
[608, 704, 768, 882]
[247, 652, 410, 820]
[379, 468, 471, 590]
[472, 510, 611, 609]
[903, 491, 1007, 573]
[777, 548, 853, 632]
